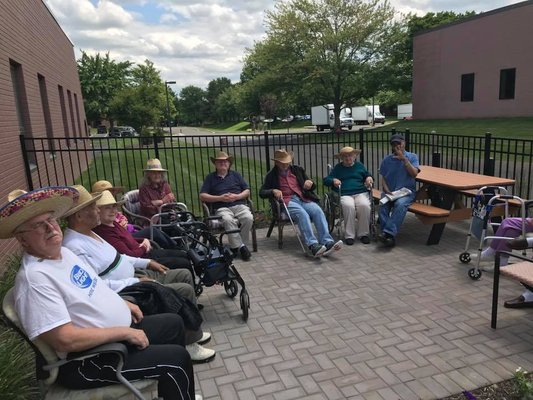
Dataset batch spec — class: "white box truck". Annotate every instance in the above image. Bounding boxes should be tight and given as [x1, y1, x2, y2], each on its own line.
[351, 105, 385, 125]
[397, 103, 413, 120]
[311, 104, 353, 131]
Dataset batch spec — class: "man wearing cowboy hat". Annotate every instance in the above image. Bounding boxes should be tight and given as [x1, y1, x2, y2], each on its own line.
[260, 149, 343, 257]
[200, 151, 253, 261]
[324, 146, 373, 245]
[139, 158, 176, 219]
[0, 187, 196, 399]
[62, 185, 215, 363]
[378, 133, 420, 247]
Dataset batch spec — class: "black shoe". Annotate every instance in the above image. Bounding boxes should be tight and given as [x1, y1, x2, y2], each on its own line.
[309, 243, 326, 258]
[239, 245, 251, 261]
[231, 247, 239, 257]
[360, 236, 370, 244]
[384, 235, 395, 248]
[345, 238, 355, 246]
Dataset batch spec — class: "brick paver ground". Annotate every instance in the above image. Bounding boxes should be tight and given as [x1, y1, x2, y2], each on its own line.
[194, 216, 533, 400]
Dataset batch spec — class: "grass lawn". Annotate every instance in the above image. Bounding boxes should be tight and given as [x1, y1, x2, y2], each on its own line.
[386, 117, 533, 139]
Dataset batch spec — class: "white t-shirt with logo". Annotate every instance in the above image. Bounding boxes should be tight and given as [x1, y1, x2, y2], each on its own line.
[63, 228, 149, 291]
[14, 247, 132, 348]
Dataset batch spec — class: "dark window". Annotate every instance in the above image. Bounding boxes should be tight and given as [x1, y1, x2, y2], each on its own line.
[67, 89, 77, 137]
[38, 74, 55, 154]
[460, 73, 475, 102]
[10, 59, 36, 166]
[499, 68, 516, 100]
[58, 85, 71, 143]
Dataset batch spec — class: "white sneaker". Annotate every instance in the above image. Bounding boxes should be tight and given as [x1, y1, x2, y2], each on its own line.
[195, 395, 203, 400]
[197, 331, 211, 345]
[186, 342, 216, 363]
[323, 240, 343, 256]
[470, 252, 493, 263]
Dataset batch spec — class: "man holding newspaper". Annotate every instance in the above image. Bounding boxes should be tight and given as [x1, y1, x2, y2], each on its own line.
[378, 134, 420, 247]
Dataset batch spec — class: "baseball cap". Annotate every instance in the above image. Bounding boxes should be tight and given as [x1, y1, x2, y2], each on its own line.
[390, 134, 405, 144]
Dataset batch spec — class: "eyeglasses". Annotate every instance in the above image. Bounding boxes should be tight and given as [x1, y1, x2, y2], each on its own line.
[15, 216, 59, 234]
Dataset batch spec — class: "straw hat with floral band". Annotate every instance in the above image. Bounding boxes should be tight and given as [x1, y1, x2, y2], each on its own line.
[0, 186, 79, 239]
[143, 158, 167, 172]
[96, 190, 125, 207]
[272, 149, 294, 164]
[62, 185, 103, 218]
[91, 180, 125, 195]
[335, 146, 361, 158]
[210, 151, 234, 164]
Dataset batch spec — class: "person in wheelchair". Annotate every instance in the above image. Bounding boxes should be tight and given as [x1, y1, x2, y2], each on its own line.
[62, 185, 215, 363]
[92, 179, 179, 249]
[138, 158, 176, 219]
[0, 186, 197, 400]
[200, 151, 253, 261]
[93, 190, 194, 273]
[260, 149, 343, 258]
[323, 146, 374, 245]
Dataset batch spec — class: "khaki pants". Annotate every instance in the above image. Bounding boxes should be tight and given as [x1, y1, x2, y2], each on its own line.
[215, 204, 253, 249]
[340, 193, 371, 239]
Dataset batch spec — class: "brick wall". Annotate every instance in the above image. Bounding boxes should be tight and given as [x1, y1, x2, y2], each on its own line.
[0, 0, 86, 267]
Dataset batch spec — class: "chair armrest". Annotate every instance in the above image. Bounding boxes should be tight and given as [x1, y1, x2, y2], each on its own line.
[44, 342, 128, 371]
[496, 251, 533, 263]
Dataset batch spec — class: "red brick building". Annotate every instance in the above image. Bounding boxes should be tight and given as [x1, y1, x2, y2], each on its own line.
[412, 1, 533, 119]
[0, 0, 86, 263]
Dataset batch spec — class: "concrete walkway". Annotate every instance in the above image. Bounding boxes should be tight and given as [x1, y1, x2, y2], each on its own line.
[194, 216, 533, 400]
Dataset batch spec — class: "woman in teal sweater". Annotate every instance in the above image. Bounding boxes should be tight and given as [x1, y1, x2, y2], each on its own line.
[323, 147, 373, 245]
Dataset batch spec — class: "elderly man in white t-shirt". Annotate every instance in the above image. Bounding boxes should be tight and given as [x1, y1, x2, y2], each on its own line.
[0, 186, 198, 400]
[62, 185, 214, 363]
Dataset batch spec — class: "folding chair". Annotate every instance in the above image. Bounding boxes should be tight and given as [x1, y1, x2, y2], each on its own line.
[202, 198, 258, 252]
[1, 288, 158, 400]
[266, 198, 294, 249]
[122, 189, 151, 227]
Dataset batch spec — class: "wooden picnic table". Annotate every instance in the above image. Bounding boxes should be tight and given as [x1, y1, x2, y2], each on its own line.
[415, 165, 515, 245]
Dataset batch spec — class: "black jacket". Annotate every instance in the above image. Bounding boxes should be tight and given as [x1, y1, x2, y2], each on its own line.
[119, 281, 202, 331]
[259, 165, 320, 203]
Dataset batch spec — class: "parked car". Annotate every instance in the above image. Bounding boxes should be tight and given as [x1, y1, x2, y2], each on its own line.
[96, 125, 107, 134]
[109, 126, 138, 137]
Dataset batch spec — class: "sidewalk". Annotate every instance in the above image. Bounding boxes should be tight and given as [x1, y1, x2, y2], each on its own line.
[194, 216, 533, 400]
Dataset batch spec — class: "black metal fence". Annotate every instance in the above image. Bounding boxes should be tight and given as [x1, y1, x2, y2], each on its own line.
[21, 130, 533, 216]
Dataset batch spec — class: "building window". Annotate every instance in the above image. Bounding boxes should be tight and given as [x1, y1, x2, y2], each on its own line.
[499, 68, 516, 100]
[38, 74, 55, 155]
[460, 73, 475, 102]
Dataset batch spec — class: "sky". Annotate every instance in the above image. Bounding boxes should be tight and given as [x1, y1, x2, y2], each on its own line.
[44, 0, 522, 94]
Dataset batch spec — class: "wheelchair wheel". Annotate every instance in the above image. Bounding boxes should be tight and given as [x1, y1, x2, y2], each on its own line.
[240, 289, 249, 321]
[459, 252, 471, 264]
[224, 280, 238, 298]
[323, 194, 336, 233]
[195, 284, 204, 297]
[468, 268, 482, 280]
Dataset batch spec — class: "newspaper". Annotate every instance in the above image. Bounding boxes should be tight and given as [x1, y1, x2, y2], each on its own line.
[379, 187, 412, 205]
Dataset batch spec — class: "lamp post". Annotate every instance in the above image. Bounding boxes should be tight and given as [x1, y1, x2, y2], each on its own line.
[165, 80, 176, 134]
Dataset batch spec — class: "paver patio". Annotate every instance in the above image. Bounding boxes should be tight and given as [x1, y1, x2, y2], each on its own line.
[193, 215, 533, 400]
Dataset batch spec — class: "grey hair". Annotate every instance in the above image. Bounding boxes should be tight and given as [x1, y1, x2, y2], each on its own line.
[140, 171, 169, 187]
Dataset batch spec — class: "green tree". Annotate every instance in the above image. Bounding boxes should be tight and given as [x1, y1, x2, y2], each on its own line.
[206, 77, 233, 122]
[77, 52, 132, 125]
[177, 86, 208, 126]
[241, 0, 397, 129]
[109, 60, 167, 134]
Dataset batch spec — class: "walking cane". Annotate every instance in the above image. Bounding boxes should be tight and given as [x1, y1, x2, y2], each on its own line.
[367, 183, 377, 241]
[280, 199, 308, 255]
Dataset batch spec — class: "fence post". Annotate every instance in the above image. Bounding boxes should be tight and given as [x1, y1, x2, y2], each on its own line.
[358, 128, 365, 164]
[264, 130, 271, 171]
[483, 132, 494, 176]
[153, 134, 160, 159]
[432, 153, 441, 167]
[404, 128, 410, 152]
[19, 135, 34, 191]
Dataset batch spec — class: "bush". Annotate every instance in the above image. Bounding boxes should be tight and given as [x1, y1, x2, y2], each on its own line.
[0, 254, 39, 399]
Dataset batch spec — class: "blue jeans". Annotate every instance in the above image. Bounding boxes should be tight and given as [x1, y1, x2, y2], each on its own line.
[378, 193, 416, 237]
[287, 196, 333, 246]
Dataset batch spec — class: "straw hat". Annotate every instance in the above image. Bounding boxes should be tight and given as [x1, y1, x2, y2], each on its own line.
[0, 186, 79, 239]
[143, 158, 167, 172]
[62, 185, 103, 217]
[272, 149, 294, 163]
[92, 180, 124, 194]
[336, 146, 361, 158]
[210, 151, 234, 164]
[96, 190, 125, 207]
